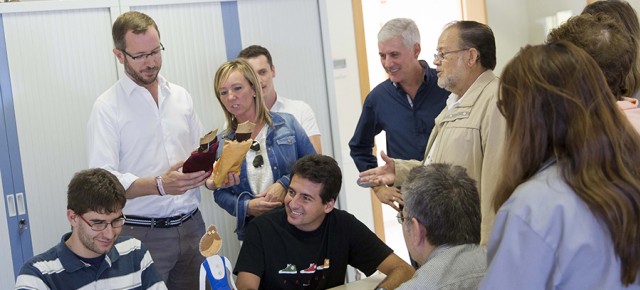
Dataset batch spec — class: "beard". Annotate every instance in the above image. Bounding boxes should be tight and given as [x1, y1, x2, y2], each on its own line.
[124, 58, 160, 86]
[77, 226, 116, 256]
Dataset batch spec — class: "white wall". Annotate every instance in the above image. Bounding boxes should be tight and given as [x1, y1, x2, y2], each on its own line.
[324, 0, 375, 230]
[486, 0, 529, 74]
[488, 0, 640, 75]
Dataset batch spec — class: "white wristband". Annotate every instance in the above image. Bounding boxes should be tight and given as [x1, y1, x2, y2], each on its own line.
[156, 176, 167, 196]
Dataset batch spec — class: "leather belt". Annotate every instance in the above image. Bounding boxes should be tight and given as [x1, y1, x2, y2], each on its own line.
[125, 208, 198, 228]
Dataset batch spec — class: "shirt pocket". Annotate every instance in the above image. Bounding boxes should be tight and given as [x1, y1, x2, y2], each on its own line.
[273, 135, 298, 173]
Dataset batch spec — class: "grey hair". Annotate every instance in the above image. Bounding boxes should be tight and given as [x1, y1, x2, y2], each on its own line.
[377, 18, 420, 49]
[402, 163, 481, 246]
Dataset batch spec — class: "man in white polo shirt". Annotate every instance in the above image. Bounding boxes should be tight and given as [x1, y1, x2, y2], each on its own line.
[238, 45, 323, 153]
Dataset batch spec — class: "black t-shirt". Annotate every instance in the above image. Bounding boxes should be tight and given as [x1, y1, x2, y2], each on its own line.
[234, 207, 393, 290]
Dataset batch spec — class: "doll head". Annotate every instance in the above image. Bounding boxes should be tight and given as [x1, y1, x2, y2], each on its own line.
[199, 225, 222, 257]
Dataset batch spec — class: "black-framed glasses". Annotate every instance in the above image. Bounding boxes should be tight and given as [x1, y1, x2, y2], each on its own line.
[120, 43, 164, 63]
[77, 214, 126, 231]
[250, 140, 264, 168]
[433, 48, 469, 61]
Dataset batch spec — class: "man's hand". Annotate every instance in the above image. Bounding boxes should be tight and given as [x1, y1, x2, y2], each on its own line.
[247, 197, 282, 217]
[258, 182, 287, 202]
[359, 151, 396, 186]
[161, 161, 209, 195]
[373, 185, 403, 211]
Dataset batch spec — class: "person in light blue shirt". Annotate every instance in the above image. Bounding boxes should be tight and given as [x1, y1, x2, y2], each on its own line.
[397, 163, 486, 290]
[480, 41, 640, 289]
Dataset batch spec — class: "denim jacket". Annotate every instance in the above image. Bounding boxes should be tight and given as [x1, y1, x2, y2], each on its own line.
[213, 112, 316, 240]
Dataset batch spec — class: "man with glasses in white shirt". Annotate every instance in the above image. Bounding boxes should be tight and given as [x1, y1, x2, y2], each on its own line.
[15, 168, 166, 290]
[87, 11, 208, 289]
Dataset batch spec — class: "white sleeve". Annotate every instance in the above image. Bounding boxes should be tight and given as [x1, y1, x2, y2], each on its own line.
[86, 99, 139, 189]
[297, 102, 321, 136]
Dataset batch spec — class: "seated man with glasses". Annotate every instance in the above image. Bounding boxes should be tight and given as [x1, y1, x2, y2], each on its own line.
[15, 168, 166, 290]
[208, 58, 316, 240]
[396, 163, 486, 289]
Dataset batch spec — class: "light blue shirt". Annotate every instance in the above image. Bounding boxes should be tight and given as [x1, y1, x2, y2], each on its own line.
[480, 164, 640, 290]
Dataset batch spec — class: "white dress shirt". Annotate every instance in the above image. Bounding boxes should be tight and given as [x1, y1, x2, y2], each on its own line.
[87, 74, 204, 217]
[271, 94, 321, 137]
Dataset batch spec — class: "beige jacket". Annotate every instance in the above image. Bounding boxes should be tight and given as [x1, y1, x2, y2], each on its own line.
[394, 70, 505, 246]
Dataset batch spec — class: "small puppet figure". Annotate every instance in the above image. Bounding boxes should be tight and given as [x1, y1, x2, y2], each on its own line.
[199, 225, 237, 290]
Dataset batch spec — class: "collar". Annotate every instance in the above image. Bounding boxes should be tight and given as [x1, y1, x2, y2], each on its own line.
[271, 93, 284, 111]
[424, 244, 451, 263]
[536, 158, 557, 174]
[57, 232, 120, 272]
[222, 112, 284, 140]
[120, 73, 170, 97]
[392, 60, 432, 92]
[269, 111, 286, 127]
[617, 97, 639, 110]
[449, 70, 496, 108]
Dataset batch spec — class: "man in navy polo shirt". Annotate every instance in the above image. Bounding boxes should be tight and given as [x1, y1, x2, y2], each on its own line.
[349, 18, 448, 210]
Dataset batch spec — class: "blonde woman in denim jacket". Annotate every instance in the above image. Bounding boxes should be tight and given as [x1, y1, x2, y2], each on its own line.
[206, 59, 316, 240]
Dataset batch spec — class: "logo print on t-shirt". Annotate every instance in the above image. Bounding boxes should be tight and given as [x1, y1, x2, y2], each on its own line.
[300, 263, 317, 274]
[278, 264, 298, 274]
[316, 258, 330, 270]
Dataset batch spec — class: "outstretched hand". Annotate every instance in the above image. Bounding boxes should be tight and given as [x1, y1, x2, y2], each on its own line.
[359, 151, 397, 186]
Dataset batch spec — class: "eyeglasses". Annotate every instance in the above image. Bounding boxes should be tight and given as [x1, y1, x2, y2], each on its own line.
[77, 214, 126, 231]
[396, 204, 411, 224]
[250, 140, 264, 168]
[433, 48, 469, 61]
[396, 211, 412, 224]
[120, 43, 164, 63]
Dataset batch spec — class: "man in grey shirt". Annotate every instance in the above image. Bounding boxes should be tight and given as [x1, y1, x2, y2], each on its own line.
[396, 163, 486, 290]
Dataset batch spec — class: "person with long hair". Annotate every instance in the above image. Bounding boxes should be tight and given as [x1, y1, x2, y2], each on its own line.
[480, 41, 640, 288]
[207, 59, 316, 240]
[583, 0, 640, 99]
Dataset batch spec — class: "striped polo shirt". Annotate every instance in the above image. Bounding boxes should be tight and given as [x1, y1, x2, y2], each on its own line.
[14, 233, 166, 290]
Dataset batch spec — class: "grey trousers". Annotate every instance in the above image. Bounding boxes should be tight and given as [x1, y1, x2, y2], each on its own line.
[122, 210, 206, 290]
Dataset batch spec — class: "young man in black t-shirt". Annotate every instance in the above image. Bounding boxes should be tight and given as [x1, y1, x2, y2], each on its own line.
[235, 155, 414, 290]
